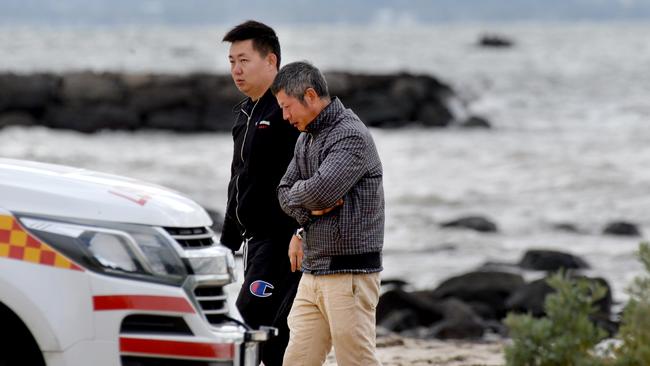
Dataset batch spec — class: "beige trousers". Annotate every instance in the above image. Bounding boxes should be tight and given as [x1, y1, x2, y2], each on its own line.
[282, 272, 381, 366]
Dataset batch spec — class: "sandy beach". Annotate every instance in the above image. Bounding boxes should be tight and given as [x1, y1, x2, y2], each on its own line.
[324, 335, 505, 366]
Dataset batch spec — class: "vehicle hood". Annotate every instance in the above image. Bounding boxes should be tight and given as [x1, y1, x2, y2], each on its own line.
[0, 159, 211, 227]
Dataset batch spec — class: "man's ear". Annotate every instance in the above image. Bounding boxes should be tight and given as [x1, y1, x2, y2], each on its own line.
[304, 88, 319, 103]
[267, 53, 278, 69]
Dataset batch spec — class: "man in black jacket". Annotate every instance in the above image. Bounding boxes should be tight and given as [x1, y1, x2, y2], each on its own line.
[220, 20, 301, 366]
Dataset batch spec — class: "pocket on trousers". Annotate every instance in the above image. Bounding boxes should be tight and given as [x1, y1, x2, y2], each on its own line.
[353, 273, 380, 311]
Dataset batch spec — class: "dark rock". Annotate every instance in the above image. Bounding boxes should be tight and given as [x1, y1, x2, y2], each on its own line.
[518, 249, 590, 271]
[377, 290, 488, 339]
[325, 72, 456, 128]
[416, 102, 453, 127]
[478, 34, 514, 48]
[592, 313, 619, 337]
[603, 221, 641, 236]
[431, 271, 525, 319]
[588, 276, 614, 317]
[120, 74, 156, 90]
[61, 72, 125, 105]
[505, 278, 553, 317]
[0, 71, 473, 132]
[427, 298, 486, 339]
[0, 112, 37, 128]
[45, 105, 140, 133]
[131, 86, 198, 114]
[0, 73, 59, 112]
[552, 222, 582, 233]
[440, 215, 498, 233]
[348, 93, 413, 127]
[196, 74, 241, 131]
[465, 300, 499, 320]
[506, 276, 612, 319]
[377, 289, 444, 329]
[378, 309, 420, 333]
[459, 115, 491, 129]
[195, 73, 242, 104]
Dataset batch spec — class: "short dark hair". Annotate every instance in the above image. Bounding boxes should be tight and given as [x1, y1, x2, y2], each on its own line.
[271, 61, 330, 104]
[222, 20, 281, 69]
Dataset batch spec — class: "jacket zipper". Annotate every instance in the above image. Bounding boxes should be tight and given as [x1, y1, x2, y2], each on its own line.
[234, 99, 260, 239]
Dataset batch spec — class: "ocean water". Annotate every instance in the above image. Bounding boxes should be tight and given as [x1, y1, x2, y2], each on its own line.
[1, 22, 649, 303]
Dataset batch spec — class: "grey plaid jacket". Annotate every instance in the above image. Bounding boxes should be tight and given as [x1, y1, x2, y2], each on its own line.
[277, 98, 384, 274]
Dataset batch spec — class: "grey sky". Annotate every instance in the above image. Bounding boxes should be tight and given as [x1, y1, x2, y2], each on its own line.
[1, 0, 649, 26]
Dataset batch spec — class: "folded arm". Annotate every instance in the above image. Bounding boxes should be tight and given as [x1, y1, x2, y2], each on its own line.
[283, 132, 367, 211]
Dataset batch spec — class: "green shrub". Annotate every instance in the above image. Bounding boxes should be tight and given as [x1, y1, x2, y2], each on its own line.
[504, 271, 608, 366]
[609, 242, 650, 366]
[505, 242, 650, 366]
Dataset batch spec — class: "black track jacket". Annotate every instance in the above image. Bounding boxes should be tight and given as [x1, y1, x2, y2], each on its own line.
[220, 89, 300, 251]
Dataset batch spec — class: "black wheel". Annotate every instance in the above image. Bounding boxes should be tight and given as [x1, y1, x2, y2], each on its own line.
[0, 303, 45, 366]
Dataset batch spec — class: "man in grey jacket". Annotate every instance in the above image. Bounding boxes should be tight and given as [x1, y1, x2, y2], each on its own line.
[272, 61, 384, 366]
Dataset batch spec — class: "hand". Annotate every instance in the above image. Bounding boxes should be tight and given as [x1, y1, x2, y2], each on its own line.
[311, 198, 344, 216]
[288, 235, 304, 272]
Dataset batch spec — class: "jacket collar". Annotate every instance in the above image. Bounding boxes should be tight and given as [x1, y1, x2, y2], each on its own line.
[306, 97, 343, 134]
[232, 88, 275, 113]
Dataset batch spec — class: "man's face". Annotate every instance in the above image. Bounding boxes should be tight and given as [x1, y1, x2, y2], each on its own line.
[276, 90, 315, 132]
[228, 40, 274, 99]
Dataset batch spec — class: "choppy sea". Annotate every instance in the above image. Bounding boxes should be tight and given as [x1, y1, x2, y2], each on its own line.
[1, 22, 649, 304]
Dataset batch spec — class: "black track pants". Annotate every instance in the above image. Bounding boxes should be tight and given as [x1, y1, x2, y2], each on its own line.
[236, 235, 302, 366]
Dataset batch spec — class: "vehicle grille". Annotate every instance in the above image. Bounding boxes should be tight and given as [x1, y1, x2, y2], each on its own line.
[194, 286, 228, 324]
[164, 227, 215, 249]
[120, 315, 193, 335]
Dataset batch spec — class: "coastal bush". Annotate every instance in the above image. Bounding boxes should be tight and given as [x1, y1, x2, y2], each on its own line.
[609, 242, 650, 365]
[505, 242, 650, 366]
[504, 271, 607, 366]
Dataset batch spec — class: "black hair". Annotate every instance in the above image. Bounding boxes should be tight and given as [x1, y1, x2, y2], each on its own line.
[222, 20, 281, 69]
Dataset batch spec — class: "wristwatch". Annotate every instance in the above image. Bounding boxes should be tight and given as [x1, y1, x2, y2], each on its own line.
[295, 227, 305, 240]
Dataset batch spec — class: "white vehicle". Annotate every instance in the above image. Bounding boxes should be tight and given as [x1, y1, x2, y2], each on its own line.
[0, 158, 271, 366]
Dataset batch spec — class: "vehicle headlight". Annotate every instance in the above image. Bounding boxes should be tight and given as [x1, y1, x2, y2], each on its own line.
[19, 215, 188, 286]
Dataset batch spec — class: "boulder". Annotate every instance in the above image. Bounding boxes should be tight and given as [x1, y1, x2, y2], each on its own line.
[603, 221, 641, 236]
[0, 112, 37, 128]
[61, 72, 125, 105]
[478, 34, 514, 48]
[0, 74, 59, 112]
[325, 72, 456, 128]
[506, 276, 612, 319]
[505, 278, 553, 317]
[131, 86, 198, 115]
[430, 271, 525, 319]
[416, 102, 454, 127]
[426, 298, 486, 339]
[440, 215, 498, 233]
[552, 222, 582, 233]
[459, 115, 491, 129]
[377, 289, 444, 329]
[518, 249, 590, 271]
